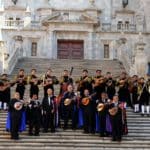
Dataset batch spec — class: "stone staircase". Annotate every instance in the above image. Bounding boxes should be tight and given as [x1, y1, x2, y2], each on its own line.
[0, 108, 150, 150]
[10, 58, 126, 97]
[1, 58, 149, 149]
[11, 58, 125, 79]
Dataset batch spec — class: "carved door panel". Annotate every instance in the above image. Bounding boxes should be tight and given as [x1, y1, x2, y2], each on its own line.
[57, 40, 84, 59]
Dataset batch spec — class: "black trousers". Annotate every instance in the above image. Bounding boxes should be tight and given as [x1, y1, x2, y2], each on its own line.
[63, 106, 77, 129]
[29, 119, 40, 135]
[10, 113, 21, 139]
[99, 112, 106, 135]
[111, 114, 122, 140]
[43, 113, 55, 132]
[83, 109, 95, 133]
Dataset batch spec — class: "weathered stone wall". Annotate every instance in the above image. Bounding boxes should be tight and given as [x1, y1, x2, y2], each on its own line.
[0, 0, 150, 75]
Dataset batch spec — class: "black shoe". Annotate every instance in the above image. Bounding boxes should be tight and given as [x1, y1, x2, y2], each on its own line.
[72, 127, 76, 131]
[11, 137, 19, 140]
[51, 130, 55, 133]
[90, 131, 95, 134]
[141, 113, 145, 117]
[63, 127, 67, 130]
[112, 138, 116, 141]
[83, 131, 89, 134]
[100, 134, 105, 137]
[34, 133, 40, 136]
[43, 130, 48, 133]
[28, 132, 34, 136]
[117, 139, 122, 142]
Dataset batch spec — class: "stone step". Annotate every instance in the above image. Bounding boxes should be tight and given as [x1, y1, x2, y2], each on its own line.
[11, 58, 125, 78]
[0, 147, 148, 150]
[0, 142, 150, 149]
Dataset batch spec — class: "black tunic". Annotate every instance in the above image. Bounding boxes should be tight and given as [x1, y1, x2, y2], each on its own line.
[9, 98, 22, 139]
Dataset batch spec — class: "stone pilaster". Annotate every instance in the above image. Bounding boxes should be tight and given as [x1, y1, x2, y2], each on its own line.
[46, 30, 56, 59]
[134, 36, 147, 77]
[85, 32, 94, 59]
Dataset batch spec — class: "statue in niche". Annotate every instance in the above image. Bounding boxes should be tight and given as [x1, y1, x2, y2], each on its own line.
[12, 0, 18, 5]
[122, 0, 128, 8]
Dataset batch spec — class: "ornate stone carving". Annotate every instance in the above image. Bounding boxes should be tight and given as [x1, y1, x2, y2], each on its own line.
[136, 12, 144, 25]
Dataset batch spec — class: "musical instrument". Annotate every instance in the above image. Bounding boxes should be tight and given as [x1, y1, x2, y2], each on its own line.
[97, 100, 111, 112]
[15, 75, 27, 84]
[14, 102, 23, 110]
[77, 76, 92, 90]
[109, 102, 125, 116]
[70, 67, 74, 76]
[97, 103, 105, 112]
[119, 79, 125, 86]
[137, 82, 147, 101]
[81, 92, 96, 106]
[82, 97, 90, 106]
[64, 98, 72, 106]
[148, 85, 150, 94]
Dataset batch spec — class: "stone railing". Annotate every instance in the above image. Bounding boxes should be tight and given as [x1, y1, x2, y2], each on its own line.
[116, 24, 136, 32]
[4, 48, 19, 74]
[4, 20, 24, 29]
[120, 50, 133, 74]
[101, 23, 136, 33]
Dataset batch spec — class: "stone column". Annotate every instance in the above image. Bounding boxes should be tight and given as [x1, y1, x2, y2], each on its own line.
[46, 30, 56, 59]
[85, 32, 94, 59]
[134, 36, 147, 77]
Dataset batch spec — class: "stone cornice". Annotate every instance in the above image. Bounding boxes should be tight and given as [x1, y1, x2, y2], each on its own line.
[37, 7, 101, 13]
[115, 9, 135, 15]
[5, 6, 26, 11]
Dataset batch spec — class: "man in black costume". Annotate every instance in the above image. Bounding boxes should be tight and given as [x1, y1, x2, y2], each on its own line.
[42, 88, 56, 133]
[27, 94, 41, 136]
[9, 92, 23, 140]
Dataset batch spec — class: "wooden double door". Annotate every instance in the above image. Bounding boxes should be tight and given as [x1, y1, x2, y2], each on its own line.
[57, 40, 84, 59]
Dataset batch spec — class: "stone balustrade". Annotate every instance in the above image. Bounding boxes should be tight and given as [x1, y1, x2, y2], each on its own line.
[101, 23, 136, 32]
[4, 20, 24, 28]
[4, 48, 19, 74]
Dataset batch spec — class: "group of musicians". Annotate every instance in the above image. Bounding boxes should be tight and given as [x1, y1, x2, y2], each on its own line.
[0, 68, 150, 141]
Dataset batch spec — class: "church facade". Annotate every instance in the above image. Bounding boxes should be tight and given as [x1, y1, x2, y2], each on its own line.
[0, 0, 150, 76]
